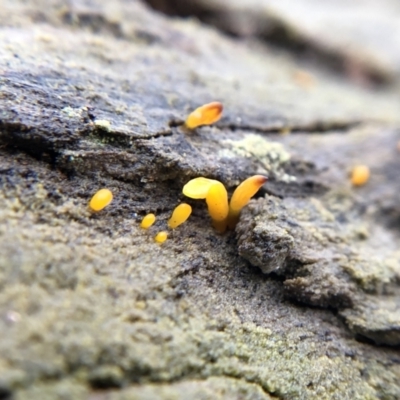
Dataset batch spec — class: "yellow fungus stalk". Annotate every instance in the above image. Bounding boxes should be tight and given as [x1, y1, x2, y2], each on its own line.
[168, 203, 192, 229]
[351, 165, 370, 187]
[155, 231, 168, 244]
[182, 177, 217, 199]
[185, 102, 223, 129]
[228, 175, 267, 229]
[89, 188, 113, 212]
[140, 213, 156, 229]
[206, 181, 229, 233]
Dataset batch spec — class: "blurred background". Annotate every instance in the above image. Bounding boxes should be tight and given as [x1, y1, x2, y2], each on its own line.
[146, 0, 400, 89]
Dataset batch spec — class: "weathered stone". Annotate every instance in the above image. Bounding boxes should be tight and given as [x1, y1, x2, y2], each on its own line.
[1, 0, 400, 399]
[236, 126, 400, 344]
[341, 296, 400, 346]
[237, 196, 359, 308]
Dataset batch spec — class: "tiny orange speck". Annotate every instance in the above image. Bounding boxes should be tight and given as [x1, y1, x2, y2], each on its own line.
[89, 188, 113, 211]
[351, 165, 370, 186]
[293, 69, 316, 89]
[155, 231, 168, 244]
[168, 203, 192, 229]
[141, 213, 156, 229]
[185, 102, 223, 129]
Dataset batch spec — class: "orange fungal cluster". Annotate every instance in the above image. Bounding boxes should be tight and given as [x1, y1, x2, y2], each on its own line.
[185, 102, 223, 129]
[183, 175, 267, 232]
[86, 101, 269, 243]
[88, 193, 193, 245]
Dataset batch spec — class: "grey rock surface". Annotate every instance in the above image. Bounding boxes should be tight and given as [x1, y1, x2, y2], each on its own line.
[1, 0, 400, 399]
[237, 126, 400, 344]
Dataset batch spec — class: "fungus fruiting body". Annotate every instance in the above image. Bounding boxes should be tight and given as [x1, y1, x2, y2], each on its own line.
[205, 182, 229, 233]
[228, 175, 267, 228]
[182, 177, 217, 199]
[141, 213, 156, 229]
[351, 165, 370, 186]
[185, 102, 223, 129]
[89, 188, 113, 211]
[183, 175, 267, 232]
[155, 231, 168, 244]
[168, 203, 192, 228]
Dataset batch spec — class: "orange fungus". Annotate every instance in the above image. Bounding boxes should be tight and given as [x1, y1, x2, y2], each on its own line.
[89, 188, 113, 211]
[351, 165, 370, 186]
[168, 203, 192, 229]
[182, 177, 217, 199]
[155, 231, 168, 244]
[206, 182, 229, 233]
[228, 175, 267, 229]
[141, 213, 156, 229]
[185, 102, 223, 129]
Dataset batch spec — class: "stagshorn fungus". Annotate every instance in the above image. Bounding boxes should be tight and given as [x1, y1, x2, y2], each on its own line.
[168, 203, 192, 229]
[185, 102, 223, 129]
[227, 175, 268, 229]
[154, 231, 168, 244]
[183, 175, 267, 232]
[89, 188, 113, 212]
[205, 181, 229, 233]
[351, 165, 370, 187]
[140, 213, 156, 229]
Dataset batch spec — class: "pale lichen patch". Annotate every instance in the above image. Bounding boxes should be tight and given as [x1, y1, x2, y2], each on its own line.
[94, 119, 112, 131]
[221, 134, 294, 183]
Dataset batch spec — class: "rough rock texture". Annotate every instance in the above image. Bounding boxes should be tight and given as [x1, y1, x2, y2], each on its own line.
[236, 125, 400, 345]
[1, 0, 400, 399]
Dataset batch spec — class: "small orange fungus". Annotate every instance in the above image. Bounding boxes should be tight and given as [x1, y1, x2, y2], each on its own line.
[351, 165, 370, 186]
[182, 177, 217, 199]
[155, 231, 168, 244]
[140, 213, 156, 229]
[228, 175, 267, 229]
[89, 188, 113, 211]
[206, 182, 229, 233]
[185, 102, 223, 129]
[293, 69, 316, 89]
[168, 203, 192, 228]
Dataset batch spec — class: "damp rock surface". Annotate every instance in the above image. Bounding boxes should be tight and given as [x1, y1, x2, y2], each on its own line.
[1, 0, 400, 399]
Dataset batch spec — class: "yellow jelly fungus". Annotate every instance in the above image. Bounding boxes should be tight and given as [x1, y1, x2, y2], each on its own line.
[168, 203, 192, 229]
[140, 213, 156, 229]
[185, 102, 223, 129]
[351, 165, 370, 187]
[206, 181, 229, 233]
[228, 175, 268, 229]
[182, 177, 217, 199]
[155, 231, 168, 244]
[89, 188, 113, 212]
